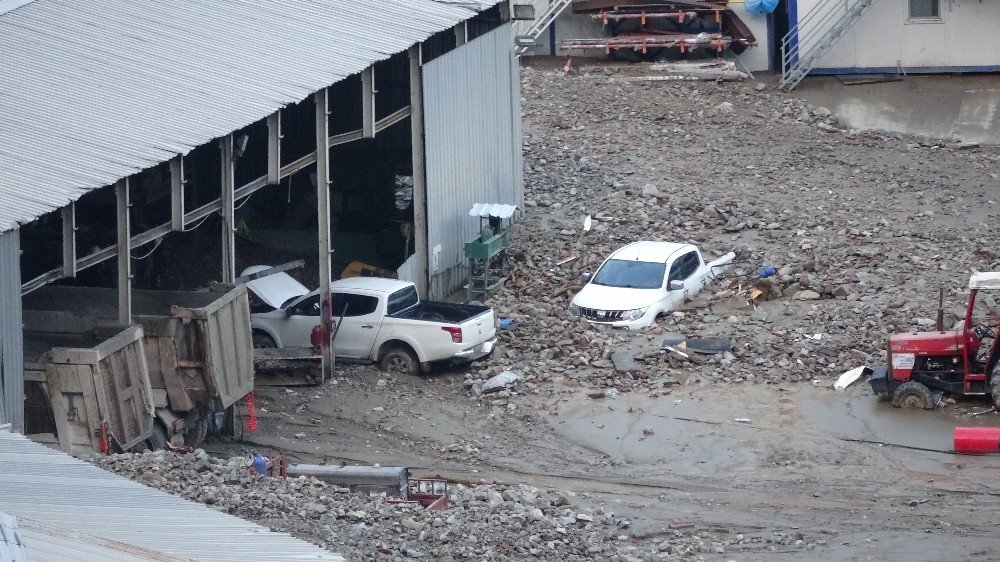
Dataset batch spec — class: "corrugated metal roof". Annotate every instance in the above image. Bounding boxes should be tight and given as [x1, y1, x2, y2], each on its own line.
[0, 513, 28, 562]
[0, 0, 500, 233]
[0, 429, 345, 561]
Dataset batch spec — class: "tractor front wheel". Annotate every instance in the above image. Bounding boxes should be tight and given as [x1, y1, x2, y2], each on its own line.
[891, 381, 936, 410]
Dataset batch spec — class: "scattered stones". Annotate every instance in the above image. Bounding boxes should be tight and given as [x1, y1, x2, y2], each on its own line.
[90, 451, 742, 561]
[481, 370, 520, 394]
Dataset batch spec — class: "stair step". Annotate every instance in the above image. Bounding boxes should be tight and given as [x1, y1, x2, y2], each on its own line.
[782, 0, 879, 89]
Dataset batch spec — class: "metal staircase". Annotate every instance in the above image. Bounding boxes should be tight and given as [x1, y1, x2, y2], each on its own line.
[515, 0, 574, 54]
[779, 0, 877, 90]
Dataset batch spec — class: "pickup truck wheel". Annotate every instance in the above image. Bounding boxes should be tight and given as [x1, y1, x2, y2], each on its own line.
[381, 348, 419, 376]
[253, 330, 276, 349]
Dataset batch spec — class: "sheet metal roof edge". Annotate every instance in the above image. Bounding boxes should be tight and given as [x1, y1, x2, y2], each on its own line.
[0, 429, 346, 561]
[0, 0, 504, 234]
[0, 0, 35, 16]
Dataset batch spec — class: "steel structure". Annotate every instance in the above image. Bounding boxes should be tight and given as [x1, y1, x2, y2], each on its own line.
[0, 0, 511, 425]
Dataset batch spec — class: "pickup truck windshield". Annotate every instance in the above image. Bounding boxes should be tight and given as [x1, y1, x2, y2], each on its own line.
[387, 286, 419, 315]
[592, 260, 665, 289]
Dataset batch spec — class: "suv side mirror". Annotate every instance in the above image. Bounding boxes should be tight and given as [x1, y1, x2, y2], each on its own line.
[669, 280, 684, 291]
[579, 272, 592, 284]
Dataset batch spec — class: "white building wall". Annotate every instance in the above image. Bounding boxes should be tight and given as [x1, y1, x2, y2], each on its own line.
[800, 0, 1000, 72]
[730, 2, 771, 72]
[518, 0, 771, 72]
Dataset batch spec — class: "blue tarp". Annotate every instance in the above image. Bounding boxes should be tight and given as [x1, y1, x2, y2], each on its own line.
[746, 0, 778, 15]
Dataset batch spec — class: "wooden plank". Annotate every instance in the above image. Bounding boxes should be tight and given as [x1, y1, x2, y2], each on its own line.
[91, 355, 116, 446]
[23, 368, 47, 383]
[94, 325, 143, 361]
[143, 337, 167, 390]
[197, 319, 220, 397]
[78, 363, 105, 455]
[159, 318, 193, 412]
[162, 365, 194, 412]
[45, 365, 75, 454]
[47, 348, 99, 365]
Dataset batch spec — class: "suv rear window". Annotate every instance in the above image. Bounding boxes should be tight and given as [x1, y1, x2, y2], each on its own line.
[387, 286, 419, 316]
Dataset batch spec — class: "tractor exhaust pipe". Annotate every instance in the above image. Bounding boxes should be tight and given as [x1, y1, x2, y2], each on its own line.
[936, 287, 945, 331]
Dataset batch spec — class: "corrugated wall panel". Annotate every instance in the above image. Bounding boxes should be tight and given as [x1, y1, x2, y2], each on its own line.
[0, 230, 23, 429]
[423, 23, 523, 300]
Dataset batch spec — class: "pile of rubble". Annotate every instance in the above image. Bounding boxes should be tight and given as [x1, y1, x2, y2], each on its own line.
[467, 65, 999, 397]
[92, 450, 766, 560]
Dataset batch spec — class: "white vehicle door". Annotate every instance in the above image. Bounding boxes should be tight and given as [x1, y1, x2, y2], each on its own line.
[280, 294, 322, 347]
[681, 251, 708, 296]
[666, 251, 703, 305]
[330, 292, 382, 359]
[663, 257, 689, 310]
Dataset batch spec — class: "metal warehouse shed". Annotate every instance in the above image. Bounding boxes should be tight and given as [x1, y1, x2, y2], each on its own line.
[0, 0, 524, 430]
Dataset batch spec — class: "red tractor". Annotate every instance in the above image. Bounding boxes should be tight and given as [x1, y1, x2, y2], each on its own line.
[870, 273, 1000, 409]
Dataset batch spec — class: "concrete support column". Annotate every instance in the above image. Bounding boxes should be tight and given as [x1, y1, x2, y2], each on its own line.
[116, 179, 131, 325]
[362, 67, 375, 139]
[267, 112, 281, 185]
[454, 22, 467, 46]
[170, 157, 184, 231]
[62, 204, 76, 278]
[315, 89, 334, 382]
[220, 134, 236, 283]
[409, 45, 429, 298]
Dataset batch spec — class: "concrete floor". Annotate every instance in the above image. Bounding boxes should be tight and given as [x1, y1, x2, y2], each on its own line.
[792, 74, 1000, 145]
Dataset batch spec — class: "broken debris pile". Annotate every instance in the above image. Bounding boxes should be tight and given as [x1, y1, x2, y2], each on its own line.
[468, 65, 999, 396]
[91, 449, 749, 560]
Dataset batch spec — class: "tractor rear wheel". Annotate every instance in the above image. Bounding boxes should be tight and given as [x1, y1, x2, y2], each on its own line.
[891, 381, 936, 410]
[991, 372, 1000, 408]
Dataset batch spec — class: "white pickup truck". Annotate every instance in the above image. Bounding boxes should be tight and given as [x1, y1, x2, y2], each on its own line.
[245, 269, 497, 375]
[569, 241, 735, 330]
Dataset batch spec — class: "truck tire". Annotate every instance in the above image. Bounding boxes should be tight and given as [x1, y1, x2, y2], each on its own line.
[380, 347, 419, 376]
[891, 381, 935, 410]
[184, 411, 208, 447]
[146, 421, 168, 451]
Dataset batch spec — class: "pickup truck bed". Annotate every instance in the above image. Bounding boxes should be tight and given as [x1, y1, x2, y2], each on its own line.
[390, 301, 490, 323]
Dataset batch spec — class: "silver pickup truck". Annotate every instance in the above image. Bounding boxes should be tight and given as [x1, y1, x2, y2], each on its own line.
[245, 269, 497, 375]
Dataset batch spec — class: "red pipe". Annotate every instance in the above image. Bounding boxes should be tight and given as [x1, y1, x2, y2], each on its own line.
[245, 391, 258, 432]
[98, 421, 109, 454]
[954, 427, 1000, 454]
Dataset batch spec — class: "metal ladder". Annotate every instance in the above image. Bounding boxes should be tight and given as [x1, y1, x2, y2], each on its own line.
[779, 0, 878, 90]
[515, 0, 574, 54]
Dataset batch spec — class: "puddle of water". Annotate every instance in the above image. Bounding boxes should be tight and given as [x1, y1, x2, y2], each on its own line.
[552, 388, 785, 474]
[551, 383, 1000, 479]
[793, 385, 1000, 452]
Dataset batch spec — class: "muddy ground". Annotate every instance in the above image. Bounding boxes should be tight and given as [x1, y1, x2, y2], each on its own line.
[208, 59, 1000, 561]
